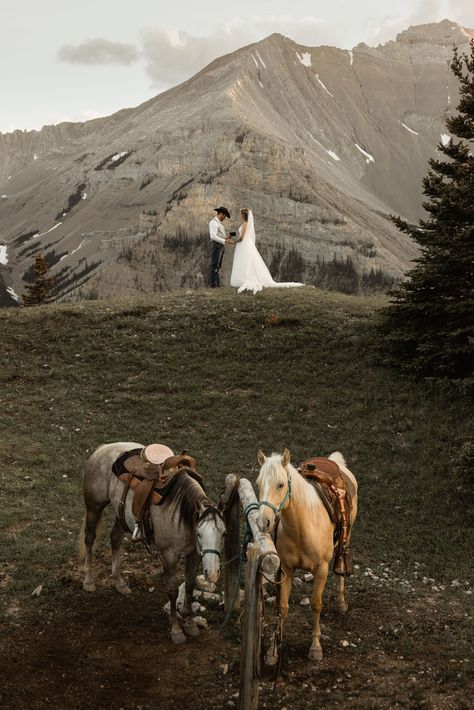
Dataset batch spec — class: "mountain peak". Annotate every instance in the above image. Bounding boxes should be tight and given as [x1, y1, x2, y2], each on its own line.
[396, 19, 474, 46]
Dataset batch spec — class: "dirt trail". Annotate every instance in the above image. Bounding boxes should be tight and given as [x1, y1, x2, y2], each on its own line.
[1, 554, 472, 709]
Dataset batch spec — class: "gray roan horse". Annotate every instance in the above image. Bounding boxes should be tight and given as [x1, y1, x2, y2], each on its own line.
[79, 442, 226, 644]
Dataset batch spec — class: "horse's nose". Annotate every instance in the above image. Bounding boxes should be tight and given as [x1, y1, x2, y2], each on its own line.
[206, 568, 220, 584]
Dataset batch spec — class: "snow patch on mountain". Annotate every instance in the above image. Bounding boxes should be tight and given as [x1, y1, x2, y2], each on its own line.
[355, 143, 375, 163]
[306, 131, 341, 161]
[297, 51, 312, 67]
[327, 149, 341, 162]
[6, 286, 19, 302]
[401, 122, 419, 136]
[441, 133, 451, 146]
[255, 51, 267, 70]
[111, 152, 128, 163]
[316, 75, 334, 98]
[37, 223, 63, 238]
[0, 244, 8, 265]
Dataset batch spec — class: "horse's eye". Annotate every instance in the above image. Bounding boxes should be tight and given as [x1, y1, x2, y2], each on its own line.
[278, 482, 285, 489]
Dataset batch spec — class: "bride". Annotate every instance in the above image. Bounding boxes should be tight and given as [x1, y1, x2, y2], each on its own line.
[230, 209, 304, 294]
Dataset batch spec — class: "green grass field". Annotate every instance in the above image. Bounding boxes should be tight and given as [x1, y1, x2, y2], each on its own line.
[1, 287, 472, 708]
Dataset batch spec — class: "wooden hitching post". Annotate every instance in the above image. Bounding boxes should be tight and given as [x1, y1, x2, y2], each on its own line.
[239, 542, 262, 710]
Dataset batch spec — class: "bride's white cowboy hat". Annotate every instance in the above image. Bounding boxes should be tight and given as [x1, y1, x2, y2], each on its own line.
[214, 206, 231, 219]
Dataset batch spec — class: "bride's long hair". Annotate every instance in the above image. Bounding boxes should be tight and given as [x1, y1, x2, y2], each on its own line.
[240, 208, 249, 222]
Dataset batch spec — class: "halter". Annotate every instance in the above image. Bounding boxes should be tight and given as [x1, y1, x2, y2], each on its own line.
[196, 506, 223, 560]
[259, 468, 292, 515]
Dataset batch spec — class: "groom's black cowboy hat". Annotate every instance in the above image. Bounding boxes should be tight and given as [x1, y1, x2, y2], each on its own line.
[214, 206, 231, 219]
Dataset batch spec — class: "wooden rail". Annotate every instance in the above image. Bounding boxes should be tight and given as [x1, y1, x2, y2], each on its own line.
[222, 474, 280, 710]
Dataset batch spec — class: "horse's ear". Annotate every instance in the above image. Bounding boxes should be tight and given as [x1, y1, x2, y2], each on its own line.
[257, 450, 267, 465]
[282, 448, 291, 466]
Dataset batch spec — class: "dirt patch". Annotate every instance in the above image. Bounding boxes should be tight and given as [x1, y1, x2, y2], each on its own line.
[1, 557, 472, 709]
[1, 556, 238, 710]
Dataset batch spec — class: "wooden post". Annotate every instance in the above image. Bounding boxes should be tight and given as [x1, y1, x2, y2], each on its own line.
[223, 474, 241, 612]
[237, 478, 280, 579]
[222, 474, 281, 710]
[239, 542, 262, 710]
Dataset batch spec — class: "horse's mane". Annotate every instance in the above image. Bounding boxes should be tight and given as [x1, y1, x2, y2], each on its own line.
[160, 469, 214, 532]
[258, 454, 322, 512]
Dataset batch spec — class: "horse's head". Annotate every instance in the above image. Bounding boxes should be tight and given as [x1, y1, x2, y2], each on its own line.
[196, 506, 226, 584]
[256, 448, 292, 533]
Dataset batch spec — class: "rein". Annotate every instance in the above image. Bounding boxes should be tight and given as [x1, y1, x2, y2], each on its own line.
[259, 469, 292, 515]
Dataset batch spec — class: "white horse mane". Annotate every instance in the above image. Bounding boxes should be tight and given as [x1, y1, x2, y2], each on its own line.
[257, 453, 322, 511]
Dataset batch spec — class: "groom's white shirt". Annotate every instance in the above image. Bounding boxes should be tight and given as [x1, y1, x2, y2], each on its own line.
[209, 217, 226, 245]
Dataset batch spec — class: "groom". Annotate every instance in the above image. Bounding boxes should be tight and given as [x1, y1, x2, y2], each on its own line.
[209, 206, 232, 288]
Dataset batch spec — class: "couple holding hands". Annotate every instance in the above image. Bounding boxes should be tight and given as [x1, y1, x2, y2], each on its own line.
[209, 206, 303, 294]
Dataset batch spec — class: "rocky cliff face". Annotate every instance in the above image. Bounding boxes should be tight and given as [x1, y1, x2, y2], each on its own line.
[0, 19, 472, 304]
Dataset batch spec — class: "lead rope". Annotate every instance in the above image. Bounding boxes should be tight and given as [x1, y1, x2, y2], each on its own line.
[219, 502, 258, 630]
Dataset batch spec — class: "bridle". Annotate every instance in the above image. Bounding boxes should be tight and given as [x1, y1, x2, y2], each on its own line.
[196, 505, 224, 560]
[259, 467, 292, 515]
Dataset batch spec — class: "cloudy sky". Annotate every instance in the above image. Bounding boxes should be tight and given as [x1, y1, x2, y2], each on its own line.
[1, 0, 473, 133]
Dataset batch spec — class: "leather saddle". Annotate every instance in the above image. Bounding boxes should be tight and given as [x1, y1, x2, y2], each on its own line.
[298, 456, 355, 576]
[112, 445, 198, 527]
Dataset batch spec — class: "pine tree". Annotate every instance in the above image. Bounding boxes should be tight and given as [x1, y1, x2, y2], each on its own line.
[22, 252, 55, 306]
[381, 41, 474, 380]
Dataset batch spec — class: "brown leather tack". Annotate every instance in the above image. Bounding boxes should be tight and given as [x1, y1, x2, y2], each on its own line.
[298, 456, 355, 576]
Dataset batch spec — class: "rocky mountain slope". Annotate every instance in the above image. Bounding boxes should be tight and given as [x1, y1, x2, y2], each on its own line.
[0, 19, 472, 304]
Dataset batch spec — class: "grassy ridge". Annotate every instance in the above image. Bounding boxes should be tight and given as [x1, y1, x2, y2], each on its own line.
[1, 287, 472, 595]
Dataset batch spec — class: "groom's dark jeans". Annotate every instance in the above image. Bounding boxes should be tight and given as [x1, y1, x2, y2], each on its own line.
[210, 242, 225, 287]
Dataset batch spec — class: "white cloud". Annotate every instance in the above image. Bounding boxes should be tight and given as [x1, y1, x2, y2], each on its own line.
[141, 16, 338, 87]
[58, 38, 139, 65]
[448, 0, 474, 25]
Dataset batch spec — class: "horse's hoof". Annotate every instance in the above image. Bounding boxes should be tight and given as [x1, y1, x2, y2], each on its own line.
[183, 618, 200, 638]
[337, 602, 349, 614]
[83, 580, 96, 593]
[114, 580, 132, 595]
[171, 628, 187, 644]
[265, 653, 278, 667]
[308, 646, 323, 661]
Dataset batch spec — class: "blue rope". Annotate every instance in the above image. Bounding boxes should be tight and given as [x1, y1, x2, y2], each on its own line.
[219, 502, 260, 630]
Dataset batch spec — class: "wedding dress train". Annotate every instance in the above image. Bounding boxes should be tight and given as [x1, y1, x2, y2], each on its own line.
[230, 211, 304, 294]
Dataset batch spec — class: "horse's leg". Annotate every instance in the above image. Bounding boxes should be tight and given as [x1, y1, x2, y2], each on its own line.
[162, 552, 186, 644]
[265, 565, 293, 666]
[336, 573, 348, 613]
[110, 517, 131, 595]
[336, 526, 355, 613]
[83, 503, 106, 592]
[308, 560, 330, 661]
[181, 550, 200, 638]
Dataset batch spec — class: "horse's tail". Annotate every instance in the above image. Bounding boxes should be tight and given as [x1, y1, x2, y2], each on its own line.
[329, 451, 347, 469]
[78, 510, 105, 564]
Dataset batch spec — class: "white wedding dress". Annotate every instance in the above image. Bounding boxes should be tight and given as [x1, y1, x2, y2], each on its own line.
[230, 211, 304, 294]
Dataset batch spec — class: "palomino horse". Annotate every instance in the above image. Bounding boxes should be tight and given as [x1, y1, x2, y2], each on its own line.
[256, 449, 358, 662]
[79, 442, 226, 644]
